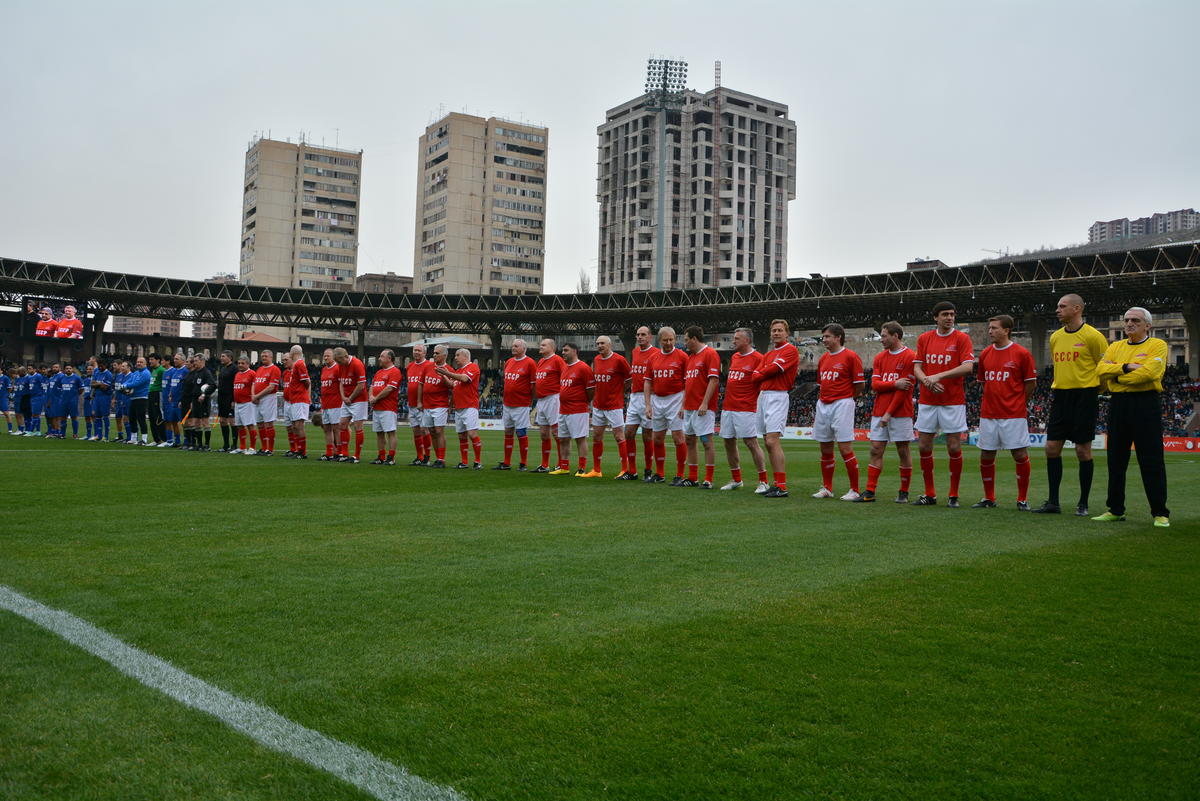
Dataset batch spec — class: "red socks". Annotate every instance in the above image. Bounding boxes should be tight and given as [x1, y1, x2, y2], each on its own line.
[238, 429, 247, 450]
[899, 465, 912, 493]
[774, 471, 788, 492]
[435, 446, 445, 461]
[731, 467, 742, 483]
[644, 439, 654, 472]
[948, 453, 963, 497]
[459, 439, 469, 464]
[704, 464, 714, 484]
[471, 435, 482, 463]
[654, 440, 666, 476]
[541, 438, 552, 469]
[354, 429, 363, 459]
[981, 457, 997, 501]
[687, 463, 698, 481]
[414, 432, 425, 460]
[920, 452, 936, 496]
[1015, 456, 1031, 502]
[867, 463, 882, 493]
[592, 439, 603, 472]
[504, 433, 514, 465]
[843, 453, 860, 493]
[248, 428, 257, 449]
[820, 454, 835, 491]
[758, 469, 768, 485]
[517, 434, 529, 465]
[674, 442, 687, 478]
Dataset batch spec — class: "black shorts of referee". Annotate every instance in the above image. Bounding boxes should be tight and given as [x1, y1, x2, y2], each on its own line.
[1045, 387, 1098, 443]
[190, 398, 211, 419]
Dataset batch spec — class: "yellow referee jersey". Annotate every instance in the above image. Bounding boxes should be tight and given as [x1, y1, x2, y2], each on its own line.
[1096, 336, 1167, 393]
[1049, 323, 1109, 389]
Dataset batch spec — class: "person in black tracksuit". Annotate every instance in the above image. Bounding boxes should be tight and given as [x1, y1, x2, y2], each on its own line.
[183, 354, 217, 451]
[216, 351, 237, 452]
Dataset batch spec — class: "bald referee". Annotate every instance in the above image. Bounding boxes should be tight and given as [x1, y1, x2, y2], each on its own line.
[1031, 294, 1109, 516]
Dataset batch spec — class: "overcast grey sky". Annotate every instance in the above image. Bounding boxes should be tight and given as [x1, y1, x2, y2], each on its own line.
[2, 0, 1196, 293]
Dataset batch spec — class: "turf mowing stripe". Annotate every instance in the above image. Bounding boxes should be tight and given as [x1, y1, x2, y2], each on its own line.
[0, 585, 468, 801]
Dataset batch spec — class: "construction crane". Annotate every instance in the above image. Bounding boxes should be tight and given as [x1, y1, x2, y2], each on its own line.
[981, 247, 1010, 258]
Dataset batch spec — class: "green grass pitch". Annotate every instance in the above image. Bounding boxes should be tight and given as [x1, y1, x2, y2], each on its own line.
[2, 429, 1197, 800]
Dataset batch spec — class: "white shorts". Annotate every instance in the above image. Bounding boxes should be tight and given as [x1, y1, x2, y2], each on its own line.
[916, 403, 968, 435]
[626, 392, 651, 428]
[683, 409, 715, 437]
[234, 402, 257, 427]
[757, 390, 789, 435]
[591, 407, 624, 429]
[719, 410, 759, 439]
[371, 410, 397, 432]
[422, 407, 449, 428]
[869, 415, 915, 443]
[650, 392, 685, 432]
[979, 417, 1030, 451]
[534, 393, 560, 427]
[286, 402, 309, 423]
[813, 398, 855, 442]
[501, 405, 530, 431]
[321, 407, 340, 426]
[340, 400, 368, 423]
[454, 407, 480, 433]
[408, 408, 423, 427]
[558, 411, 589, 440]
[256, 395, 278, 424]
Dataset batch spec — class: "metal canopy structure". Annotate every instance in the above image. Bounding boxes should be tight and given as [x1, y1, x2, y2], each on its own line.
[2, 240, 1199, 337]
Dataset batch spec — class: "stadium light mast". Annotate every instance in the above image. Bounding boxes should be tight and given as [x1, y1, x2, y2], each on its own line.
[645, 58, 688, 292]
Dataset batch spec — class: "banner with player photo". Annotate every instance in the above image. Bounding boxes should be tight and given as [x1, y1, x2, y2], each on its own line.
[21, 296, 88, 340]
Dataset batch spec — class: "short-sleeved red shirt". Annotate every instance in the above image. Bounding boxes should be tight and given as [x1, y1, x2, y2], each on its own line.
[754, 342, 800, 391]
[648, 346, 689, 396]
[629, 345, 660, 392]
[233, 369, 256, 404]
[871, 347, 916, 417]
[817, 348, 865, 403]
[503, 355, 536, 407]
[591, 352, 631, 410]
[285, 360, 310, 403]
[422, 362, 451, 409]
[559, 360, 594, 415]
[320, 365, 342, 408]
[253, 364, 281, 400]
[370, 365, 403, 412]
[915, 329, 975, 406]
[406, 360, 430, 407]
[723, 350, 762, 412]
[684, 345, 721, 411]
[54, 318, 83, 339]
[978, 342, 1036, 419]
[336, 357, 367, 403]
[535, 354, 567, 398]
[451, 362, 480, 409]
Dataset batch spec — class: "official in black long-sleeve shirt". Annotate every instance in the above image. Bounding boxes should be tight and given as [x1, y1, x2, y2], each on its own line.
[183, 354, 217, 451]
[216, 351, 237, 452]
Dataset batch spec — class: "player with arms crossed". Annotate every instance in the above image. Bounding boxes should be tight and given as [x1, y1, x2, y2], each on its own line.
[912, 301, 975, 507]
[752, 319, 800, 498]
[858, 321, 916, 503]
[1031, 293, 1108, 516]
[624, 326, 659, 479]
[972, 315, 1036, 510]
[367, 349, 403, 465]
[811, 323, 865, 500]
[643, 326, 689, 484]
[438, 348, 484, 470]
[495, 339, 536, 471]
[719, 327, 770, 492]
[681, 325, 721, 488]
[587, 335, 631, 478]
[420, 344, 452, 468]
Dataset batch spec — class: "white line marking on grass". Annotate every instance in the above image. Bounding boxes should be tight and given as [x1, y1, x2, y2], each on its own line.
[0, 585, 468, 801]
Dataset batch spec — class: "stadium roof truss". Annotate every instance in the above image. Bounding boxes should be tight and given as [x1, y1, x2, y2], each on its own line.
[2, 240, 1199, 336]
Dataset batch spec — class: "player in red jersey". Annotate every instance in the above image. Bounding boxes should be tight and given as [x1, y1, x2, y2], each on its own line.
[719, 327, 770, 492]
[250, 350, 281, 455]
[912, 301, 976, 507]
[972, 315, 1037, 510]
[405, 343, 432, 465]
[367, 349, 403, 465]
[642, 326, 689, 484]
[438, 348, 484, 470]
[623, 326, 660, 479]
[333, 347, 368, 463]
[34, 307, 57, 337]
[420, 344, 452, 467]
[54, 305, 84, 339]
[681, 326, 721, 488]
[496, 339, 536, 471]
[283, 345, 311, 458]
[585, 335, 631, 478]
[554, 343, 594, 475]
[858, 321, 916, 504]
[232, 356, 258, 453]
[752, 319, 800, 497]
[278, 353, 293, 452]
[318, 349, 342, 460]
[532, 338, 567, 473]
[811, 323, 865, 501]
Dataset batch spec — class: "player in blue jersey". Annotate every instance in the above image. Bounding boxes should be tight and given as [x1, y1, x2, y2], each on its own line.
[112, 361, 130, 442]
[90, 359, 114, 441]
[13, 367, 30, 434]
[1, 367, 13, 433]
[161, 352, 187, 447]
[58, 364, 85, 438]
[81, 362, 94, 439]
[26, 365, 48, 436]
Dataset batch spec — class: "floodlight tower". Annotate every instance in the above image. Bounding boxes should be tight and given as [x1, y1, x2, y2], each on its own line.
[645, 58, 688, 291]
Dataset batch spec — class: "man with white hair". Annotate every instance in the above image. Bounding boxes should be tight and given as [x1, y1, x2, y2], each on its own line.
[719, 327, 770, 492]
[333, 346, 367, 463]
[251, 349, 281, 456]
[318, 348, 342, 460]
[232, 356, 258, 453]
[496, 338, 536, 470]
[1031, 293, 1109, 516]
[368, 349, 402, 464]
[624, 325, 659, 479]
[54, 305, 84, 339]
[405, 343, 432, 465]
[438, 348, 484, 469]
[643, 326, 689, 484]
[586, 335, 631, 478]
[420, 344, 452, 467]
[284, 344, 311, 458]
[1092, 307, 1170, 527]
[532, 338, 567, 473]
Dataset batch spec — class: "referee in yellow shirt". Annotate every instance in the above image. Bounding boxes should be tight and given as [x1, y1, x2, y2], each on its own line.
[1092, 307, 1170, 527]
[1032, 294, 1109, 515]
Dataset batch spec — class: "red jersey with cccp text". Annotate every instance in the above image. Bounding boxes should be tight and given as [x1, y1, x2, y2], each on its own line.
[406, 360, 430, 408]
[370, 365, 403, 413]
[285, 360, 310, 403]
[754, 342, 800, 391]
[252, 364, 281, 400]
[817, 348, 865, 402]
[502, 355, 536, 407]
[870, 347, 916, 418]
[647, 346, 689, 396]
[684, 345, 721, 411]
[591, 352, 631, 411]
[915, 328, 975, 406]
[233, 369, 255, 404]
[320, 365, 341, 409]
[451, 362, 481, 409]
[535, 354, 567, 398]
[336, 357, 367, 403]
[629, 345, 660, 392]
[54, 318, 83, 338]
[977, 342, 1036, 419]
[422, 362, 451, 408]
[559, 360, 594, 414]
[723, 350, 763, 412]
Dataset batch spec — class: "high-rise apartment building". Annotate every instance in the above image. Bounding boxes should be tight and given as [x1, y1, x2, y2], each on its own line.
[596, 86, 796, 292]
[1088, 208, 1199, 243]
[240, 136, 362, 291]
[413, 113, 548, 295]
